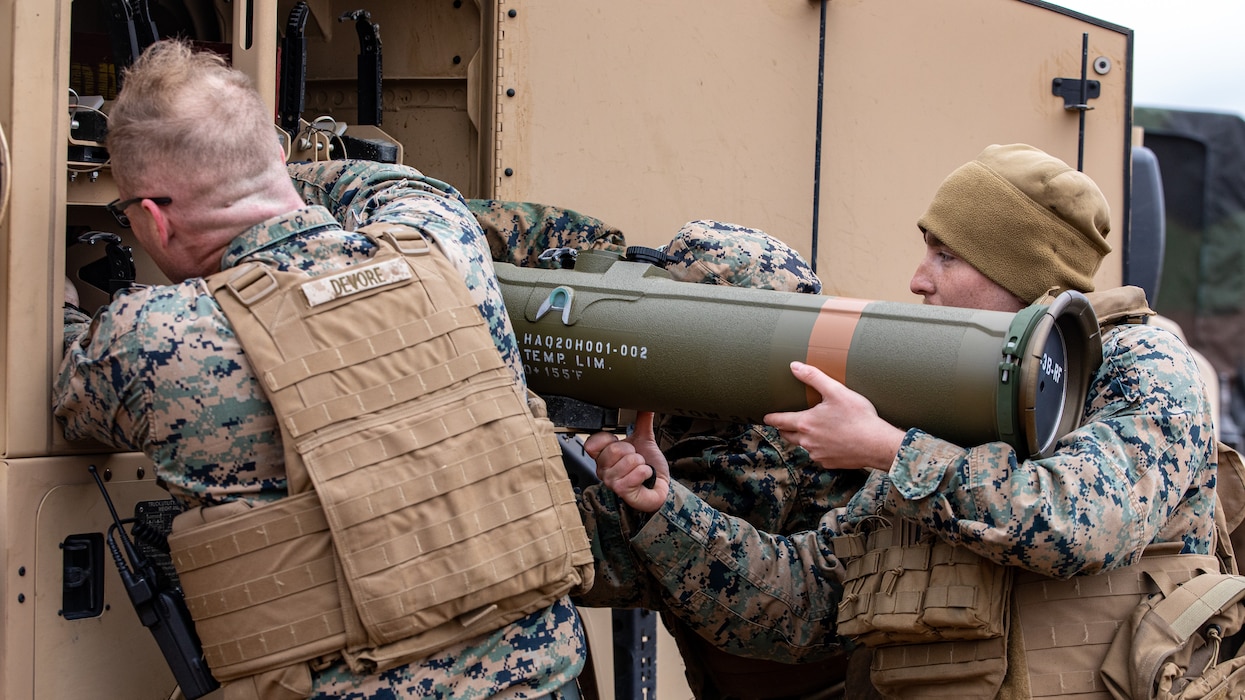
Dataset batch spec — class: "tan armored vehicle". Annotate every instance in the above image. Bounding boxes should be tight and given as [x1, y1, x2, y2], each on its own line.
[0, 1, 1139, 697]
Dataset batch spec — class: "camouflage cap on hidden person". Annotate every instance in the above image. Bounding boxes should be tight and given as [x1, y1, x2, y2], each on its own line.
[662, 220, 822, 295]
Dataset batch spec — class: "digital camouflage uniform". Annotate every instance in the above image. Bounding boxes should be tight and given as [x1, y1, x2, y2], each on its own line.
[505, 215, 866, 692]
[468, 199, 628, 268]
[637, 220, 861, 692]
[55, 160, 585, 699]
[611, 316, 1216, 662]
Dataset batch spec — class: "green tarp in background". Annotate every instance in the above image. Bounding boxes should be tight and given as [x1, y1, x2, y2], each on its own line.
[1135, 107, 1245, 384]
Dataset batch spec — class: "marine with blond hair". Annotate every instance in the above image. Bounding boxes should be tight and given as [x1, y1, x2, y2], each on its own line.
[56, 39, 590, 700]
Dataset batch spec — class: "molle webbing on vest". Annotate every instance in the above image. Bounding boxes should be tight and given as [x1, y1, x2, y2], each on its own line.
[840, 517, 1222, 699]
[870, 636, 1009, 698]
[169, 493, 344, 678]
[866, 549, 1219, 699]
[835, 520, 1012, 647]
[170, 225, 592, 685]
[1013, 551, 1219, 699]
[834, 519, 1013, 698]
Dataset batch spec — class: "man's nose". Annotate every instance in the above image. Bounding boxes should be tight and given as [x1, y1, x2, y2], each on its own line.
[909, 265, 932, 298]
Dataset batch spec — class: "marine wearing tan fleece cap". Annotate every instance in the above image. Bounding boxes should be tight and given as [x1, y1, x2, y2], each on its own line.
[917, 144, 1113, 304]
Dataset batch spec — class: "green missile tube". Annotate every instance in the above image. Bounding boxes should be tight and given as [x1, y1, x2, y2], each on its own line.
[497, 250, 1102, 458]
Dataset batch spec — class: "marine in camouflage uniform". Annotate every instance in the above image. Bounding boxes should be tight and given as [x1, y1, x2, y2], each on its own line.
[54, 41, 582, 700]
[574, 223, 863, 696]
[643, 222, 861, 699]
[56, 159, 587, 699]
[511, 217, 864, 697]
[584, 145, 1218, 685]
[608, 311, 1216, 660]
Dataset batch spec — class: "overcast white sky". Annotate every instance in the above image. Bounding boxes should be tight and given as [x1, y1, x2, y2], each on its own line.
[1053, 0, 1245, 119]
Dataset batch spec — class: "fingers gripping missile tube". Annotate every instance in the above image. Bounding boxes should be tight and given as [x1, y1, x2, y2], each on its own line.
[497, 250, 1102, 459]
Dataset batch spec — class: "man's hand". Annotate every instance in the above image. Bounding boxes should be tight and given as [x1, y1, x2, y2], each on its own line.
[584, 411, 670, 513]
[765, 361, 906, 471]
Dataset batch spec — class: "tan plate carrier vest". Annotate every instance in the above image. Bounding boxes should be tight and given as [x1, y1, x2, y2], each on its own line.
[832, 287, 1245, 699]
[165, 223, 593, 699]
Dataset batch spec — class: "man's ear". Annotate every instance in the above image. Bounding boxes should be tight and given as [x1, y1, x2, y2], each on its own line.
[140, 197, 172, 248]
[272, 133, 290, 166]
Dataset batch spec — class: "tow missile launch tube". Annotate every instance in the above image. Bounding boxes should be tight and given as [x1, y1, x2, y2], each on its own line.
[497, 252, 1102, 458]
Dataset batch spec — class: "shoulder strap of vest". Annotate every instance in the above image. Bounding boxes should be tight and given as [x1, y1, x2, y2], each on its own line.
[1082, 285, 1156, 328]
[1030, 285, 1154, 330]
[1119, 573, 1245, 700]
[354, 221, 435, 257]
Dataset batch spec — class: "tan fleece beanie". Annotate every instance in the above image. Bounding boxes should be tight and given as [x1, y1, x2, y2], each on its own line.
[917, 144, 1113, 304]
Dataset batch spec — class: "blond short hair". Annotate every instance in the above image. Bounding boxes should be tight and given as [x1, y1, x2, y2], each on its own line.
[106, 39, 278, 195]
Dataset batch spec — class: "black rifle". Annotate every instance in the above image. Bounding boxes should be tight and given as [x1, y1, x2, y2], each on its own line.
[102, 0, 160, 84]
[341, 9, 383, 127]
[337, 9, 400, 162]
[88, 466, 219, 699]
[279, 1, 311, 138]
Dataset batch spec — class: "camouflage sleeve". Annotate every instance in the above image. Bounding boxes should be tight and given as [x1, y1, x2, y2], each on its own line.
[55, 301, 138, 450]
[465, 200, 627, 266]
[575, 413, 863, 615]
[62, 304, 93, 356]
[878, 323, 1218, 578]
[572, 222, 853, 658]
[626, 480, 848, 663]
[286, 160, 525, 386]
[655, 416, 865, 535]
[573, 482, 667, 610]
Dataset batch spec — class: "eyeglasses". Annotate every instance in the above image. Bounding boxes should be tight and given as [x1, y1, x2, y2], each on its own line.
[106, 196, 172, 228]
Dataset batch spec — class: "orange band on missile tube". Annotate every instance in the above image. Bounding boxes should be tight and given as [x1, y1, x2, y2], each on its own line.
[804, 298, 870, 407]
